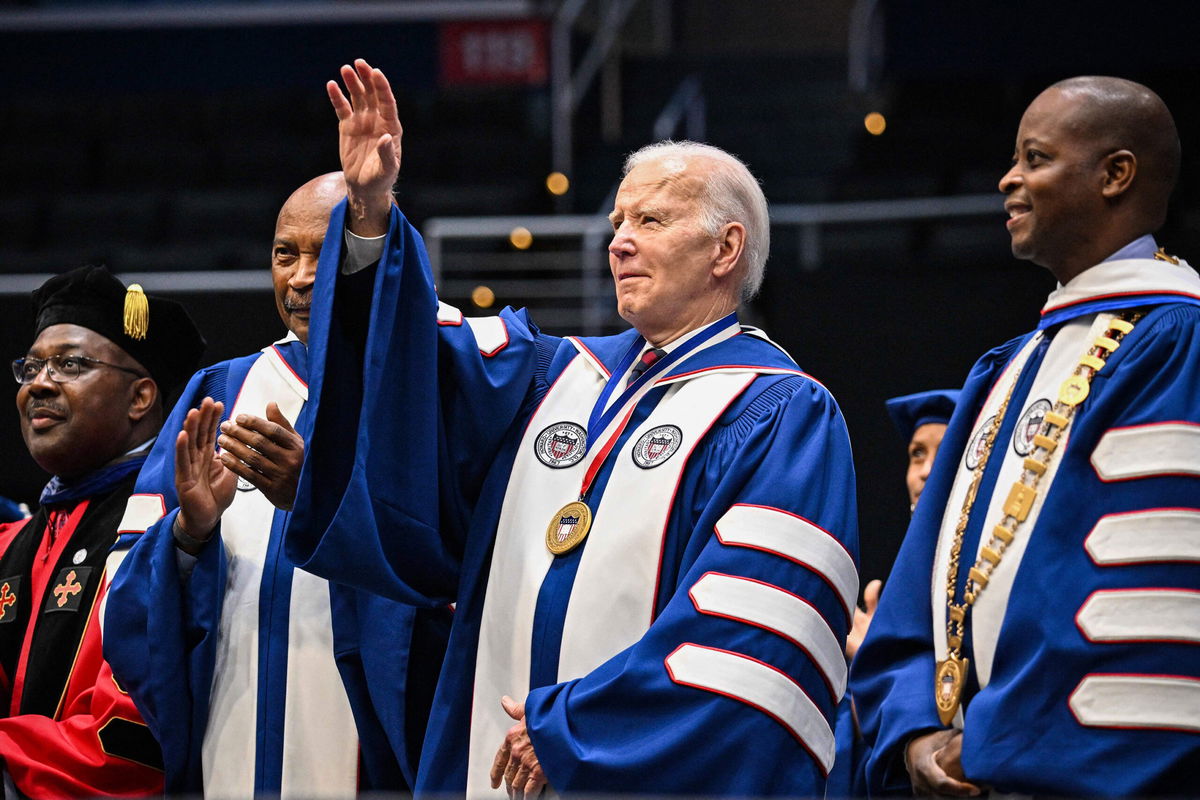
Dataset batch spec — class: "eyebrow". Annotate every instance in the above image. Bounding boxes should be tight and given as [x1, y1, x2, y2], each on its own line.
[25, 343, 88, 359]
[608, 205, 669, 225]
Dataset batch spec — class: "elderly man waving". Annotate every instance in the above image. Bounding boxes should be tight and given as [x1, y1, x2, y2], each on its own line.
[285, 59, 859, 798]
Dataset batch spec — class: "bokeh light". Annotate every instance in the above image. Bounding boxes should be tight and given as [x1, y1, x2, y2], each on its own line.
[509, 226, 533, 249]
[864, 111, 887, 135]
[471, 285, 496, 308]
[545, 172, 570, 195]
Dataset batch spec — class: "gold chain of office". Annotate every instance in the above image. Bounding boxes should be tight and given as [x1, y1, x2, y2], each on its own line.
[933, 308, 1144, 725]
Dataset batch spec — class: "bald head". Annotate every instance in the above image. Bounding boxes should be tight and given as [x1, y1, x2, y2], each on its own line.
[279, 172, 346, 228]
[1046, 76, 1180, 227]
[1000, 77, 1182, 283]
[273, 172, 345, 343]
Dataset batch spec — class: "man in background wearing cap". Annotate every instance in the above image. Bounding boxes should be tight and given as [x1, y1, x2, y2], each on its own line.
[0, 265, 203, 797]
[104, 173, 449, 797]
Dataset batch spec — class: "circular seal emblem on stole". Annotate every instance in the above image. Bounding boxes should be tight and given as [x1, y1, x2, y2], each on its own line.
[632, 425, 683, 469]
[964, 415, 996, 471]
[534, 422, 587, 468]
[1012, 398, 1051, 456]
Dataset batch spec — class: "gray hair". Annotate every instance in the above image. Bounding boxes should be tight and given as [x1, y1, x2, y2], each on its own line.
[623, 141, 769, 301]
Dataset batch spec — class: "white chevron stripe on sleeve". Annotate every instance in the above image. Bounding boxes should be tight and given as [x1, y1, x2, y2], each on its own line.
[1070, 674, 1200, 732]
[1091, 422, 1200, 481]
[665, 643, 835, 774]
[1076, 589, 1200, 643]
[436, 301, 463, 325]
[689, 572, 846, 699]
[1086, 509, 1200, 564]
[116, 493, 167, 534]
[464, 316, 510, 356]
[713, 504, 857, 618]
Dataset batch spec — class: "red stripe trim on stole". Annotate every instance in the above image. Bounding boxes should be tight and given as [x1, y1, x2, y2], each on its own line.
[649, 374, 756, 625]
[517, 353, 586, 441]
[564, 337, 612, 379]
[655, 365, 820, 388]
[51, 570, 107, 719]
[11, 501, 90, 714]
[1041, 289, 1200, 315]
[224, 362, 254, 429]
[270, 345, 309, 388]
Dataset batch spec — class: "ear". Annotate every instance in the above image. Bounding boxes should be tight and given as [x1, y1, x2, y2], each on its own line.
[127, 377, 159, 423]
[711, 221, 747, 280]
[1100, 149, 1136, 199]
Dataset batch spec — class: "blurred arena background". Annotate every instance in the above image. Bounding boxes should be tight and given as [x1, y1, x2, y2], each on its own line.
[1, 0, 1198, 584]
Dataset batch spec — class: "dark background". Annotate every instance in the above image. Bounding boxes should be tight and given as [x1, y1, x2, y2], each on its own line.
[2, 0, 1198, 585]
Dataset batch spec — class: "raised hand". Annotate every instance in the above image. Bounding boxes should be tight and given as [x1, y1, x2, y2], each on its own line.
[217, 402, 305, 511]
[490, 695, 548, 799]
[175, 397, 237, 549]
[327, 58, 402, 236]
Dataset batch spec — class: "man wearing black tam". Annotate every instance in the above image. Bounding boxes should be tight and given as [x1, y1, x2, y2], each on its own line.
[0, 265, 204, 798]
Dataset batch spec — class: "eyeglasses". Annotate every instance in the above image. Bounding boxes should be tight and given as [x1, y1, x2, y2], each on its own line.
[11, 354, 147, 385]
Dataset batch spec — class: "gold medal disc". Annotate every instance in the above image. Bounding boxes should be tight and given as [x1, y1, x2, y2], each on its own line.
[546, 500, 592, 556]
[934, 654, 969, 725]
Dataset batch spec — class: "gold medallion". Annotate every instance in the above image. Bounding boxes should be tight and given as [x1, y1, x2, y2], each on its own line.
[934, 654, 969, 725]
[546, 500, 592, 556]
[1058, 374, 1090, 407]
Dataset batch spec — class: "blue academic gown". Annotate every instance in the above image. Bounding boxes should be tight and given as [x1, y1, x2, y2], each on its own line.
[851, 252, 1200, 796]
[285, 202, 861, 796]
[104, 339, 449, 795]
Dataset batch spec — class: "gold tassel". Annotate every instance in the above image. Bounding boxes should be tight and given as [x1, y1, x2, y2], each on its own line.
[124, 284, 149, 340]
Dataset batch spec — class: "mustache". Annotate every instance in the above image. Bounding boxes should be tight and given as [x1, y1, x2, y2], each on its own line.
[26, 399, 67, 419]
[283, 294, 311, 313]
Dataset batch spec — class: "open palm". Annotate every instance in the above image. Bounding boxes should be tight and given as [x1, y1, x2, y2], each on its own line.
[328, 59, 402, 203]
[175, 397, 236, 542]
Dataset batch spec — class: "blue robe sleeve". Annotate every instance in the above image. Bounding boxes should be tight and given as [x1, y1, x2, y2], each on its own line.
[847, 338, 1021, 794]
[286, 201, 540, 607]
[104, 365, 234, 793]
[524, 376, 859, 795]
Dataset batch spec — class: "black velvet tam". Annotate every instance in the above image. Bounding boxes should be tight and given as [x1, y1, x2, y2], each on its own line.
[31, 265, 205, 395]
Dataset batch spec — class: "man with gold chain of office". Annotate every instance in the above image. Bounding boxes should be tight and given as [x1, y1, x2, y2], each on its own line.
[851, 76, 1200, 795]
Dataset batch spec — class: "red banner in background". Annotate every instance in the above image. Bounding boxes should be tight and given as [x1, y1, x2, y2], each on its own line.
[439, 20, 549, 87]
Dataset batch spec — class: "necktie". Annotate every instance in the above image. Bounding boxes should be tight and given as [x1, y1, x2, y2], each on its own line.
[627, 347, 665, 387]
